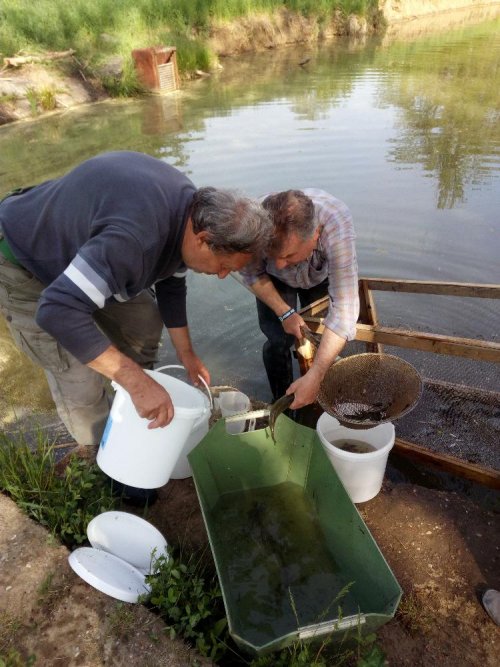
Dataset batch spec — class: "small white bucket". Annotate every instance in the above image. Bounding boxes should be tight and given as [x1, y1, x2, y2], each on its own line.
[217, 390, 255, 434]
[316, 412, 395, 503]
[97, 365, 211, 489]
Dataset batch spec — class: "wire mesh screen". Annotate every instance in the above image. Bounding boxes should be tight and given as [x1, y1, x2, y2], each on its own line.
[304, 291, 500, 471]
[318, 353, 422, 429]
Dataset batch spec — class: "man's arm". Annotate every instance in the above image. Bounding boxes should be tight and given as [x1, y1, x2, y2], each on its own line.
[287, 327, 346, 409]
[167, 326, 210, 387]
[249, 275, 306, 338]
[249, 277, 348, 408]
[87, 345, 175, 428]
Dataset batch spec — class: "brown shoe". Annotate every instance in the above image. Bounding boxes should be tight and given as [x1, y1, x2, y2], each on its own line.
[55, 444, 99, 476]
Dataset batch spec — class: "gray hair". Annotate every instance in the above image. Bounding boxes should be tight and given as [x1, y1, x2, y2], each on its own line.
[190, 187, 272, 255]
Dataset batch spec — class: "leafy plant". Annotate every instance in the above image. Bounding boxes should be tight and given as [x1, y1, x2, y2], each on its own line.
[146, 547, 228, 662]
[0, 431, 117, 546]
[0, 649, 36, 667]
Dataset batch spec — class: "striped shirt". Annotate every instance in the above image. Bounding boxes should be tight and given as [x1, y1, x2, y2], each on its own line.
[243, 188, 359, 340]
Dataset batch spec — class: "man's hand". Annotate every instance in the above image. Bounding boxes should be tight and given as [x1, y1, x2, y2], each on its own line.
[282, 311, 307, 339]
[168, 325, 211, 387]
[287, 328, 348, 409]
[87, 345, 175, 428]
[178, 350, 211, 388]
[127, 372, 175, 429]
[287, 367, 322, 409]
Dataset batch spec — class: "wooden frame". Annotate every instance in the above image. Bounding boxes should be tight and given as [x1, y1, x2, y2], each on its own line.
[297, 278, 500, 489]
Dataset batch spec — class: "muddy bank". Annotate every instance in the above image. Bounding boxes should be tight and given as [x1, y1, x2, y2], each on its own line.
[1, 465, 499, 666]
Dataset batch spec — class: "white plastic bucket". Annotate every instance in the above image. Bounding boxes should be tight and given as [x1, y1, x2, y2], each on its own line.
[170, 387, 211, 479]
[316, 412, 395, 503]
[97, 366, 211, 488]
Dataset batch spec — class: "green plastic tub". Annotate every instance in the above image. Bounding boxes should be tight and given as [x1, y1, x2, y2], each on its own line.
[188, 415, 402, 656]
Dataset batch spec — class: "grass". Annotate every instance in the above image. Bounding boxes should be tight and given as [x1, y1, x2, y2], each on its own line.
[0, 0, 381, 94]
[106, 602, 137, 640]
[0, 430, 117, 546]
[0, 650, 36, 667]
[396, 590, 433, 635]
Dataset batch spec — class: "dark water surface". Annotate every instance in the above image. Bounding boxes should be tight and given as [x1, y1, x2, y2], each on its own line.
[0, 18, 499, 404]
[211, 481, 359, 646]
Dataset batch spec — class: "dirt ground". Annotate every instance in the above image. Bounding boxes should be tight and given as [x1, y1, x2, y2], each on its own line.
[1, 430, 499, 667]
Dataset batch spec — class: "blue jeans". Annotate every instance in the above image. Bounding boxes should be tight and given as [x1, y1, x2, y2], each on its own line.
[256, 276, 328, 400]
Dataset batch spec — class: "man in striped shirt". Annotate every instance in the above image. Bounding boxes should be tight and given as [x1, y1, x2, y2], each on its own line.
[241, 189, 359, 409]
[0, 151, 271, 454]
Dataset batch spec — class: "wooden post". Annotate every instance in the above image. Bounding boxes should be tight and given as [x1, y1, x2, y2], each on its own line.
[358, 279, 382, 353]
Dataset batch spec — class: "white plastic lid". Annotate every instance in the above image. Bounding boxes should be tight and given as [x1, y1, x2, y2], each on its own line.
[87, 511, 168, 574]
[68, 511, 169, 603]
[68, 547, 150, 603]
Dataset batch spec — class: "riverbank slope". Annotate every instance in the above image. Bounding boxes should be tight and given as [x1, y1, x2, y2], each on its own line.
[1, 1, 499, 127]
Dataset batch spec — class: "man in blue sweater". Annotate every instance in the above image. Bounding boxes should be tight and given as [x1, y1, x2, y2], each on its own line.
[0, 151, 271, 456]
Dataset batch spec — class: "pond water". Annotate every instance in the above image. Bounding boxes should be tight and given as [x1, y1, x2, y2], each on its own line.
[0, 17, 499, 406]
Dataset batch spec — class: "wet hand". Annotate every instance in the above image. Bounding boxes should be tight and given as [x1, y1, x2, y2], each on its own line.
[287, 369, 322, 409]
[282, 312, 306, 339]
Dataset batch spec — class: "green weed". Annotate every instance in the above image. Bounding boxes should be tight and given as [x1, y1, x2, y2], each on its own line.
[38, 87, 57, 111]
[396, 590, 433, 635]
[0, 0, 379, 88]
[25, 88, 38, 115]
[0, 431, 117, 546]
[106, 602, 137, 639]
[146, 549, 386, 666]
[0, 649, 36, 667]
[0, 613, 22, 653]
[146, 547, 228, 662]
[0, 93, 18, 104]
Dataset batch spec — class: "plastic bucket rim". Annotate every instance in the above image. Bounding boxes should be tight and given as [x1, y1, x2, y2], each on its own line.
[317, 413, 395, 461]
[319, 434, 395, 461]
[112, 370, 209, 420]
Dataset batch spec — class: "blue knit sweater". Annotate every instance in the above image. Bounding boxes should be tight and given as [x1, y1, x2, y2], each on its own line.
[0, 151, 196, 363]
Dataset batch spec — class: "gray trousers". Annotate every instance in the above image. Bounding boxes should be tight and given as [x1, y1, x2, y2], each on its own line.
[0, 250, 163, 446]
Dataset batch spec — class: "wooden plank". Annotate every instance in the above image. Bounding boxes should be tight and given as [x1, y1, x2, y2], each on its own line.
[299, 321, 500, 361]
[393, 437, 500, 489]
[298, 280, 500, 321]
[298, 295, 329, 318]
[355, 323, 500, 362]
[302, 316, 324, 326]
[361, 278, 500, 299]
[359, 280, 382, 353]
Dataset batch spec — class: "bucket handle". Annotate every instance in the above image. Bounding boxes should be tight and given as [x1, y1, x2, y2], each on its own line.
[154, 364, 214, 411]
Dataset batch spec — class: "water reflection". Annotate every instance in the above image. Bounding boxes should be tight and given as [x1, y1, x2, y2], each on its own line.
[0, 17, 499, 409]
[380, 27, 500, 208]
